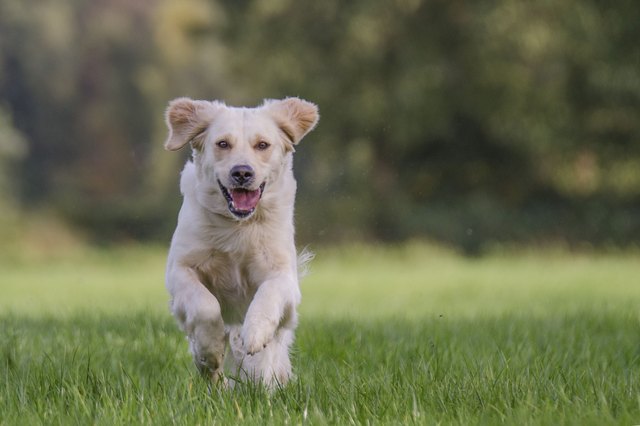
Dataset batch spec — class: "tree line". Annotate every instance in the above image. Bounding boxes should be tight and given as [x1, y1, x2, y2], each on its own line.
[1, 0, 639, 252]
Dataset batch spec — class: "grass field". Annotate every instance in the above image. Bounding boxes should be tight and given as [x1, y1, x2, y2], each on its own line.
[1, 244, 639, 424]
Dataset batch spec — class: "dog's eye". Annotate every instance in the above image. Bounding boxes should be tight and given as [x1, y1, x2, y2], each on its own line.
[216, 140, 230, 149]
[256, 141, 270, 151]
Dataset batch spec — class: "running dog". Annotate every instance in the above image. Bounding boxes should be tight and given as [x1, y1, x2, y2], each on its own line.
[164, 97, 319, 388]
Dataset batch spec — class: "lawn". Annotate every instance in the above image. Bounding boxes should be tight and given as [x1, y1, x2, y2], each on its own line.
[1, 244, 639, 424]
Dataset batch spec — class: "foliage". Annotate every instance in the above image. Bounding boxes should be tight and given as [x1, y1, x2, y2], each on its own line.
[1, 0, 639, 249]
[0, 107, 27, 246]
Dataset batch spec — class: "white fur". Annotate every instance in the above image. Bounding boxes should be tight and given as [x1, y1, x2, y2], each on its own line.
[164, 97, 318, 389]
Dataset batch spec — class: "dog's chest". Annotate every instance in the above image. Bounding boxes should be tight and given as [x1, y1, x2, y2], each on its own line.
[194, 252, 258, 323]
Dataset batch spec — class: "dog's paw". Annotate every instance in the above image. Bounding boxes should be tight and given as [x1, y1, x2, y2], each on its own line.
[189, 332, 226, 381]
[240, 324, 274, 355]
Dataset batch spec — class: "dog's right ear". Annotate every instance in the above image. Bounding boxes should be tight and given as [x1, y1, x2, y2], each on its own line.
[164, 98, 218, 151]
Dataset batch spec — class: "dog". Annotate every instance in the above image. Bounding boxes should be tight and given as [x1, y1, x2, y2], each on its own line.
[163, 97, 319, 389]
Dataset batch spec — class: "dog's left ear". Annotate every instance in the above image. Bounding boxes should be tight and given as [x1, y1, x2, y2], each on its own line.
[265, 97, 319, 147]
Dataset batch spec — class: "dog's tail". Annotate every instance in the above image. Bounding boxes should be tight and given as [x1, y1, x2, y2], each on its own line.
[297, 247, 315, 280]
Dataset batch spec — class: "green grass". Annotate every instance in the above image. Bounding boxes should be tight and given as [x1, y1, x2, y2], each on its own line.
[1, 244, 639, 424]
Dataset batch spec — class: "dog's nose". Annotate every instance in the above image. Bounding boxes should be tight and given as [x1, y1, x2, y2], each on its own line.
[230, 165, 254, 186]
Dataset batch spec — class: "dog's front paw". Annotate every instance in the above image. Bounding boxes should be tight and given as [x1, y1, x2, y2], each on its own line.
[240, 323, 275, 355]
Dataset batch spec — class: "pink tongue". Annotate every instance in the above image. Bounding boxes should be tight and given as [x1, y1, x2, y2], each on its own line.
[231, 188, 261, 211]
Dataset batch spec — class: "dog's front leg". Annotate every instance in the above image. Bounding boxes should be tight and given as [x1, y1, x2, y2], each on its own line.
[241, 276, 300, 355]
[167, 264, 226, 382]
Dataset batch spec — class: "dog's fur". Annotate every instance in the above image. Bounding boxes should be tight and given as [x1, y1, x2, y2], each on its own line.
[164, 97, 318, 388]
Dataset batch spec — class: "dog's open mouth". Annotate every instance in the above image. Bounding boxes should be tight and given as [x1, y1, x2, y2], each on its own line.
[218, 180, 266, 219]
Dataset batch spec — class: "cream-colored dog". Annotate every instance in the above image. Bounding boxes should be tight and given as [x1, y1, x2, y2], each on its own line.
[164, 97, 319, 388]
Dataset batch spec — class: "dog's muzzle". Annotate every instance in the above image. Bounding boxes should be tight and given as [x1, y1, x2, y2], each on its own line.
[217, 176, 266, 219]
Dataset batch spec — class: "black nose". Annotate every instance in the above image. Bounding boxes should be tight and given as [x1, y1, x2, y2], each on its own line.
[230, 165, 254, 186]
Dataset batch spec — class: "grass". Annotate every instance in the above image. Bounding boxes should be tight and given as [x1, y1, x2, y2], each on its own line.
[1, 244, 639, 424]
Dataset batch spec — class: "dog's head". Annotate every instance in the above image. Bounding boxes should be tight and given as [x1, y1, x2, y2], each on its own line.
[164, 97, 319, 220]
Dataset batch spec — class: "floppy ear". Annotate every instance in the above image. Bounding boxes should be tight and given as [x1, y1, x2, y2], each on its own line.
[265, 97, 319, 146]
[164, 97, 218, 151]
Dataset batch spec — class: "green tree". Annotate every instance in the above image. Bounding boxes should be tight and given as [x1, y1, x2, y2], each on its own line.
[0, 0, 639, 249]
[0, 107, 27, 245]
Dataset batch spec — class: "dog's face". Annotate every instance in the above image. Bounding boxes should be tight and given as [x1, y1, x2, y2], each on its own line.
[165, 97, 319, 220]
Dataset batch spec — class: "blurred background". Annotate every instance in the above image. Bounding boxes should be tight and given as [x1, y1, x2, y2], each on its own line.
[1, 0, 639, 256]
